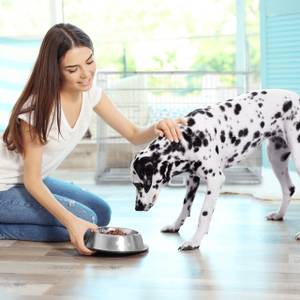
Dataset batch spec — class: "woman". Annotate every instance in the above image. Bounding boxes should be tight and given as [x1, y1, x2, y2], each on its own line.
[0, 23, 185, 255]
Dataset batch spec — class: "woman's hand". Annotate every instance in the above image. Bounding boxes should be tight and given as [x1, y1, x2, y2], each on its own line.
[154, 118, 187, 142]
[66, 216, 98, 256]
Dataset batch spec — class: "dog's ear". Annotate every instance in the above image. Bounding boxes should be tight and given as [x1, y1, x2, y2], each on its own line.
[133, 158, 153, 193]
[144, 161, 153, 193]
[133, 159, 143, 179]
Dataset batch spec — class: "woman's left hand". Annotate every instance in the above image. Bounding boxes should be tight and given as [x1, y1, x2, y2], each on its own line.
[154, 118, 187, 143]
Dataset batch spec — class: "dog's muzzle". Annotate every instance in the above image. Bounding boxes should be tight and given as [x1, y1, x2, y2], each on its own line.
[135, 200, 147, 211]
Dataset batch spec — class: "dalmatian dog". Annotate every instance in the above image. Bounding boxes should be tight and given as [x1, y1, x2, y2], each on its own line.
[131, 89, 300, 251]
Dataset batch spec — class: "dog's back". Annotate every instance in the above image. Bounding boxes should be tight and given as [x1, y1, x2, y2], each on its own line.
[184, 89, 300, 169]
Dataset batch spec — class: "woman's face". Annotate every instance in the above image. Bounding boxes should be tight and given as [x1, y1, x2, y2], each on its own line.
[60, 46, 96, 92]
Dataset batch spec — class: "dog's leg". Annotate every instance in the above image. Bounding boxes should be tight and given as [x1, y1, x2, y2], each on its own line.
[266, 139, 294, 221]
[161, 175, 200, 233]
[179, 171, 225, 251]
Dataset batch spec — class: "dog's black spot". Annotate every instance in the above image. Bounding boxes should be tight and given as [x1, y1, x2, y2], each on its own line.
[289, 186, 295, 196]
[149, 143, 160, 151]
[219, 105, 225, 112]
[251, 139, 261, 148]
[206, 111, 213, 118]
[238, 128, 248, 137]
[296, 122, 300, 131]
[202, 211, 208, 216]
[198, 131, 205, 139]
[260, 121, 265, 128]
[228, 156, 234, 163]
[203, 139, 209, 146]
[261, 91, 267, 94]
[220, 131, 226, 143]
[264, 132, 272, 138]
[175, 160, 181, 167]
[193, 161, 202, 172]
[258, 103, 263, 108]
[281, 152, 290, 161]
[298, 135, 300, 143]
[215, 145, 219, 154]
[234, 103, 242, 115]
[235, 139, 241, 146]
[274, 112, 281, 119]
[283, 101, 292, 112]
[194, 137, 202, 147]
[183, 163, 191, 172]
[225, 102, 232, 108]
[251, 92, 258, 97]
[253, 131, 260, 139]
[271, 120, 277, 125]
[228, 153, 238, 163]
[207, 191, 211, 195]
[187, 118, 195, 126]
[241, 141, 251, 154]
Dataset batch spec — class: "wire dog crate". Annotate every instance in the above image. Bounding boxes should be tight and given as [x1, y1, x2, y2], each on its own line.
[95, 71, 262, 185]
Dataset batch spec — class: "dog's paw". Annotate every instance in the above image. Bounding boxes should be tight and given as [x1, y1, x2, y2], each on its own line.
[295, 232, 300, 240]
[178, 241, 200, 251]
[266, 212, 284, 221]
[161, 225, 180, 233]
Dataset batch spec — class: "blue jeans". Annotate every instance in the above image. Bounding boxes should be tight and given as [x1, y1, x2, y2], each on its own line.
[0, 177, 111, 242]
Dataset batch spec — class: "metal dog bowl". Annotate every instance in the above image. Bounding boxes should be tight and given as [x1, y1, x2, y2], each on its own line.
[84, 227, 148, 254]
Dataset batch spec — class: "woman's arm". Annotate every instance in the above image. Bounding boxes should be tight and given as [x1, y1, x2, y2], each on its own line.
[93, 92, 186, 145]
[21, 120, 97, 255]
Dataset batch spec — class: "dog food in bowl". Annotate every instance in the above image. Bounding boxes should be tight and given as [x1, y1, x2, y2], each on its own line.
[99, 228, 127, 236]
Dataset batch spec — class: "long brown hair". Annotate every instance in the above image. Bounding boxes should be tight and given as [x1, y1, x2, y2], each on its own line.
[3, 23, 93, 154]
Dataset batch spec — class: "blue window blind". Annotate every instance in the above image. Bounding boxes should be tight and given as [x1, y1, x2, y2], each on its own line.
[0, 38, 40, 132]
[260, 0, 300, 94]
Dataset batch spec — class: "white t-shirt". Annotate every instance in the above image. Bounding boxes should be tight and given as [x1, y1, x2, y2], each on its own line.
[0, 84, 102, 191]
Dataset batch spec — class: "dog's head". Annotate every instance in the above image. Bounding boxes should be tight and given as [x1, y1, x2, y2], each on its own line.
[131, 143, 178, 211]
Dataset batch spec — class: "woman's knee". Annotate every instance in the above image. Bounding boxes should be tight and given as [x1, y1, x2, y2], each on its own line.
[95, 201, 111, 226]
[78, 194, 111, 226]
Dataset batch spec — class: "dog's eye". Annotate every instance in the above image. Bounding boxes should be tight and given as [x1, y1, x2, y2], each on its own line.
[133, 183, 143, 190]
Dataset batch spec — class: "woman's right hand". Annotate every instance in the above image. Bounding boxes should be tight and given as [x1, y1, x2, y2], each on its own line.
[66, 216, 98, 255]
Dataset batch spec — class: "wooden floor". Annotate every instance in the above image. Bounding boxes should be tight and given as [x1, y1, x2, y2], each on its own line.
[2, 182, 300, 300]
